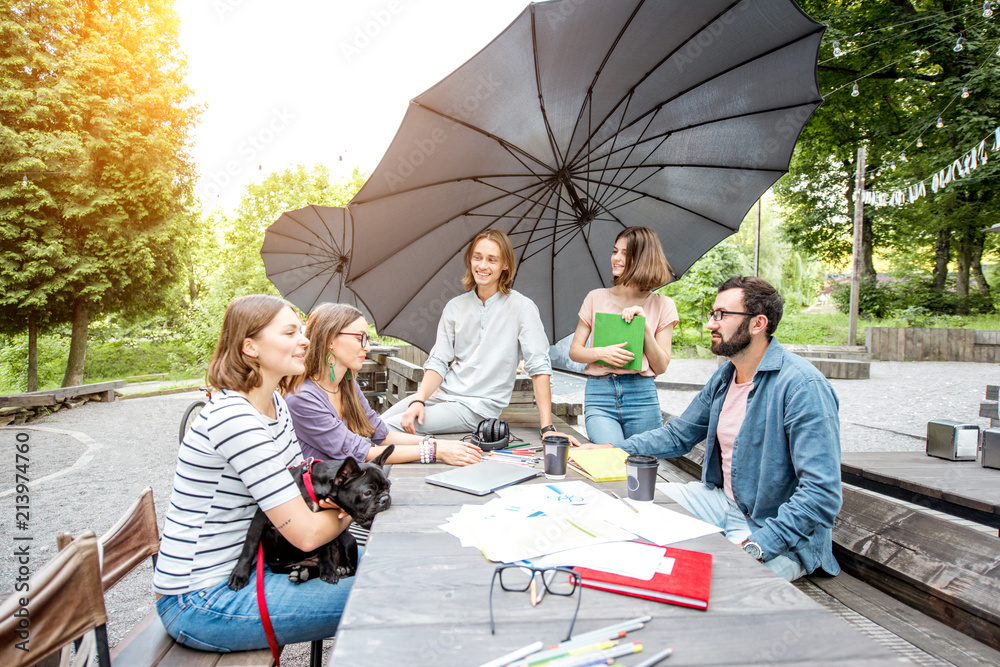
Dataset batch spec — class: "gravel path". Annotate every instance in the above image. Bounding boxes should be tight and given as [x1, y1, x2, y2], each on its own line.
[1, 357, 996, 665]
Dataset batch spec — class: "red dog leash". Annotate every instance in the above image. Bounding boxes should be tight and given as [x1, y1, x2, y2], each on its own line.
[256, 458, 322, 666]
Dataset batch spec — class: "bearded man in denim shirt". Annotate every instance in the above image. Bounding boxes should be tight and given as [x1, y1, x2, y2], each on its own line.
[581, 276, 842, 581]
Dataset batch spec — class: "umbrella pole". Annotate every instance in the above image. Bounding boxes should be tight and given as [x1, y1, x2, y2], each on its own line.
[848, 145, 866, 346]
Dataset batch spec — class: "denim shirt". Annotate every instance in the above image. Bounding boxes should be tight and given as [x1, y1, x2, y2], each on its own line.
[622, 338, 842, 575]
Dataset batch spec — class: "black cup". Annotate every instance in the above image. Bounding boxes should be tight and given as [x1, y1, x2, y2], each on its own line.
[625, 454, 658, 502]
[542, 435, 570, 479]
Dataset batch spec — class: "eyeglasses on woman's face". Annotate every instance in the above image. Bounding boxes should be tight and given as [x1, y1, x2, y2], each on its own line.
[339, 331, 370, 347]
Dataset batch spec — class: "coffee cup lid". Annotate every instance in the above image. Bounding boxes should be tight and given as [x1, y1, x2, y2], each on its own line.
[626, 454, 658, 466]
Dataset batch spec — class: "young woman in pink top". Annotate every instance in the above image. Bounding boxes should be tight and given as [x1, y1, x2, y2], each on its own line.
[568, 227, 678, 445]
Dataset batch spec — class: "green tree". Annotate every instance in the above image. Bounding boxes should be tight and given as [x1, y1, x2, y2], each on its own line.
[1, 0, 200, 387]
[0, 0, 78, 389]
[778, 0, 1000, 312]
[660, 242, 750, 347]
[54, 0, 200, 385]
[184, 165, 367, 364]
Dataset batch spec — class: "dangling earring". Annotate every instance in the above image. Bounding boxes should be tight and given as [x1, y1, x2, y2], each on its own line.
[345, 369, 352, 382]
[326, 351, 337, 382]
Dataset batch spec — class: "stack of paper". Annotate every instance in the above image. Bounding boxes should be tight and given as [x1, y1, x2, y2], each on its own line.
[568, 448, 628, 482]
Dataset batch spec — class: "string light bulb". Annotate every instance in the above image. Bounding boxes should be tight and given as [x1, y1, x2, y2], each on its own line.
[917, 136, 923, 147]
[901, 152, 908, 162]
[833, 41, 844, 57]
[851, 82, 860, 97]
[891, 162, 897, 171]
[954, 36, 965, 52]
[22, 174, 28, 187]
[937, 117, 945, 128]
[985, 2, 994, 18]
[962, 86, 970, 98]
[996, 43, 1000, 56]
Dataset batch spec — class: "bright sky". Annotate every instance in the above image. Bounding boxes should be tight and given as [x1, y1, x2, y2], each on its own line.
[176, 0, 530, 210]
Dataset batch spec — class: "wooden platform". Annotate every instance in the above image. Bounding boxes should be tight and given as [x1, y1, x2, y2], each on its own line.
[840, 451, 1000, 530]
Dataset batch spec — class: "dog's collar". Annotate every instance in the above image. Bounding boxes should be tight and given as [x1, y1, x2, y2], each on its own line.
[295, 458, 321, 505]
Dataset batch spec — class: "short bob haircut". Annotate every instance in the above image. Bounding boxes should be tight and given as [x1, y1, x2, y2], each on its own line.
[207, 294, 297, 394]
[461, 229, 517, 294]
[287, 302, 375, 438]
[718, 275, 784, 337]
[612, 227, 675, 291]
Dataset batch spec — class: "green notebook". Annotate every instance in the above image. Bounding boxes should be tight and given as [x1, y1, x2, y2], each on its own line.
[593, 312, 644, 371]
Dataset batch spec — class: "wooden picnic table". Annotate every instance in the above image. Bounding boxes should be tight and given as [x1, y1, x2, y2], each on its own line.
[841, 451, 1000, 531]
[329, 415, 912, 666]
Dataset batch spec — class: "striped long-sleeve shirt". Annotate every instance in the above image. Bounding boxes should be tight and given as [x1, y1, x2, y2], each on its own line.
[153, 390, 303, 594]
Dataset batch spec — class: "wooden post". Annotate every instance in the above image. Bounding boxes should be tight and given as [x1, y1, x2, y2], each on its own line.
[754, 198, 761, 277]
[848, 145, 865, 346]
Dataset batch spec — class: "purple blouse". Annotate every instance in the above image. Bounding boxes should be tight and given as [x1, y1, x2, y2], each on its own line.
[285, 378, 389, 463]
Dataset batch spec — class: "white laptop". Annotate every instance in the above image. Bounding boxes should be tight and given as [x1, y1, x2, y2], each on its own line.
[424, 461, 541, 496]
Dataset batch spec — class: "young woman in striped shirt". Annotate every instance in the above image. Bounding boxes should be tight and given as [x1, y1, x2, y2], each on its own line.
[153, 294, 356, 652]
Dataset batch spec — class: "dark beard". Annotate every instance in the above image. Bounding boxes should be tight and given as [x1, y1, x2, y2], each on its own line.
[711, 317, 753, 357]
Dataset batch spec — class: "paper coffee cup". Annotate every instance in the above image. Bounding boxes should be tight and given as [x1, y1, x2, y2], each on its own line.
[543, 435, 570, 479]
[625, 454, 658, 502]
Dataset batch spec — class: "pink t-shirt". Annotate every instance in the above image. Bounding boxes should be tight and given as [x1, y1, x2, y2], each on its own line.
[578, 288, 679, 377]
[717, 374, 754, 502]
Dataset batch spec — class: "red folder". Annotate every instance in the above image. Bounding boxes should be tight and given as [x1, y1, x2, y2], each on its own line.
[573, 545, 712, 610]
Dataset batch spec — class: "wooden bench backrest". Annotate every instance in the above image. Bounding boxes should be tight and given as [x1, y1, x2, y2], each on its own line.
[58, 487, 160, 592]
[0, 532, 111, 667]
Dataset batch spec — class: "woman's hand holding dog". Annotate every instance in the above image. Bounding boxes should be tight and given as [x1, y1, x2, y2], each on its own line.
[435, 439, 483, 466]
[317, 498, 349, 519]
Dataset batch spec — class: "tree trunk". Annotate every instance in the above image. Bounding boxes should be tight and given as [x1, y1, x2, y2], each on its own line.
[932, 228, 950, 292]
[61, 298, 89, 387]
[27, 312, 38, 393]
[955, 231, 971, 316]
[970, 230, 992, 310]
[861, 209, 876, 279]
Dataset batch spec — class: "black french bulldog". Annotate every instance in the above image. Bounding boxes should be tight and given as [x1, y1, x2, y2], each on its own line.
[228, 445, 394, 590]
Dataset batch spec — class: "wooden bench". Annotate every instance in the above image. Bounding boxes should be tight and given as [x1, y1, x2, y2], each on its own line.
[56, 488, 297, 667]
[0, 381, 126, 426]
[833, 488, 1000, 652]
[802, 356, 871, 379]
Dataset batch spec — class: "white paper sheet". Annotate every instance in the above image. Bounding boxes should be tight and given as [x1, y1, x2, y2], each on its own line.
[525, 541, 668, 580]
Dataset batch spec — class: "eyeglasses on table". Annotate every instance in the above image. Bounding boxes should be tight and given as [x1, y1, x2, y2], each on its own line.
[489, 564, 582, 643]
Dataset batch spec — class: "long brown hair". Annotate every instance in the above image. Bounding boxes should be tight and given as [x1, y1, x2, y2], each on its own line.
[461, 229, 517, 294]
[207, 295, 297, 394]
[612, 227, 674, 290]
[288, 303, 374, 438]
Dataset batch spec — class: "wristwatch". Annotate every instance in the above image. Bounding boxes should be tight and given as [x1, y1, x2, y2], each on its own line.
[741, 540, 764, 562]
[539, 424, 556, 437]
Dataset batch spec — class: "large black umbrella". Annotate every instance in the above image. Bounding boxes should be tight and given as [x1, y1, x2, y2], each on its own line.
[343, 0, 824, 351]
[260, 205, 372, 319]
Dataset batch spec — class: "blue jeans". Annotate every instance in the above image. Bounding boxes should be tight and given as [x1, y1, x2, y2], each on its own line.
[584, 374, 662, 446]
[661, 482, 806, 581]
[156, 548, 363, 652]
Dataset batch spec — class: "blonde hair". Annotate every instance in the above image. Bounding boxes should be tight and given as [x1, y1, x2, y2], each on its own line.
[613, 227, 674, 290]
[461, 229, 517, 294]
[287, 303, 374, 438]
[207, 295, 297, 394]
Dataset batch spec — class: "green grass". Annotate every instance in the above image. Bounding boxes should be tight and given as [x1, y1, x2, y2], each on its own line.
[670, 312, 998, 356]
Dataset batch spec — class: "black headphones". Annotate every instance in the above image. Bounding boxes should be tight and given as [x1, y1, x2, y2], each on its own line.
[469, 418, 511, 451]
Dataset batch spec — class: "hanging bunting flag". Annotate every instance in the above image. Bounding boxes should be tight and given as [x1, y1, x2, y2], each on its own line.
[863, 127, 999, 207]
